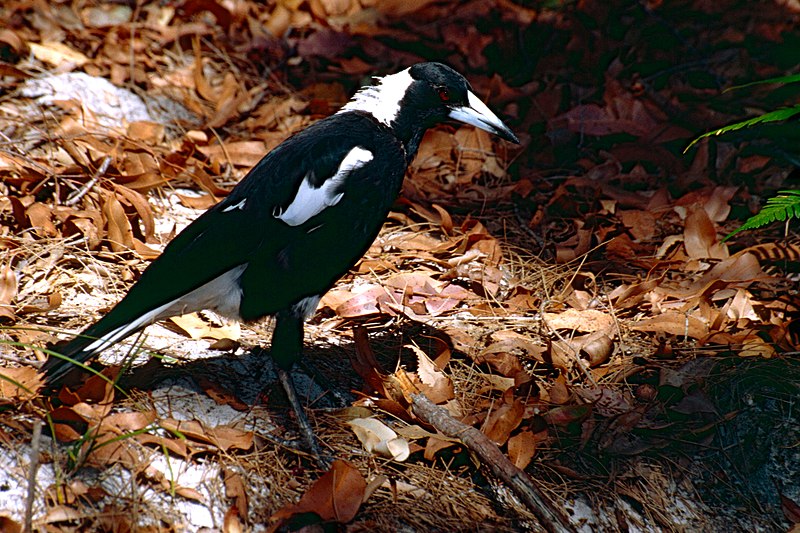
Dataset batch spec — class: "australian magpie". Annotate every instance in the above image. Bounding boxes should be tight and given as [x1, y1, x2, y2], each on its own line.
[42, 62, 518, 458]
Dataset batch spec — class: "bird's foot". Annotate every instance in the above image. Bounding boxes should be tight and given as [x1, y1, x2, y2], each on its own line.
[275, 366, 332, 470]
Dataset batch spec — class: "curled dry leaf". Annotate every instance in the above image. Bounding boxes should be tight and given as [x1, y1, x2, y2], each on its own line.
[479, 331, 540, 377]
[618, 209, 657, 241]
[26, 202, 58, 237]
[223, 505, 244, 533]
[702, 186, 737, 222]
[543, 404, 593, 428]
[781, 493, 800, 525]
[103, 193, 135, 253]
[42, 506, 83, 525]
[543, 308, 614, 333]
[168, 312, 241, 341]
[198, 141, 268, 168]
[478, 372, 516, 393]
[739, 337, 776, 358]
[406, 343, 454, 404]
[482, 395, 524, 446]
[552, 330, 614, 368]
[85, 437, 143, 470]
[223, 467, 249, 519]
[581, 333, 614, 366]
[28, 41, 90, 67]
[0, 367, 42, 401]
[159, 418, 253, 452]
[0, 261, 17, 323]
[17, 291, 62, 316]
[268, 460, 367, 532]
[547, 374, 570, 405]
[631, 312, 708, 339]
[113, 184, 156, 242]
[424, 434, 459, 460]
[507, 430, 537, 470]
[56, 368, 118, 407]
[347, 417, 410, 461]
[683, 205, 728, 260]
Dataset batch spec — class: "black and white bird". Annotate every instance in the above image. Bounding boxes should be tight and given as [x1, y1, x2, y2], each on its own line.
[42, 62, 518, 456]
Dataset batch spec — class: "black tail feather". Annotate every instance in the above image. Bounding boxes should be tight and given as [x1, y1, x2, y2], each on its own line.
[41, 333, 105, 385]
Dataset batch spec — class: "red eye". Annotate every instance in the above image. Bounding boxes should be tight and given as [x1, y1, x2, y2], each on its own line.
[437, 87, 450, 102]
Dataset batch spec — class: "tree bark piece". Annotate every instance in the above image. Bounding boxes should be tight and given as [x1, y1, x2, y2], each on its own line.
[410, 393, 575, 533]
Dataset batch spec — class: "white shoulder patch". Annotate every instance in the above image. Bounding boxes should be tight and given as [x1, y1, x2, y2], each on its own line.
[221, 198, 246, 212]
[277, 146, 373, 226]
[337, 68, 414, 126]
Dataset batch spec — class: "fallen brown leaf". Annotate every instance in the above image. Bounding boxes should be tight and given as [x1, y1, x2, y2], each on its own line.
[507, 430, 537, 470]
[0, 262, 17, 323]
[268, 460, 367, 532]
[482, 393, 524, 446]
[160, 418, 253, 452]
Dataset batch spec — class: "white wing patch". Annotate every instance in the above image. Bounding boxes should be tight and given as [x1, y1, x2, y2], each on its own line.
[276, 146, 373, 226]
[337, 68, 414, 126]
[222, 198, 246, 212]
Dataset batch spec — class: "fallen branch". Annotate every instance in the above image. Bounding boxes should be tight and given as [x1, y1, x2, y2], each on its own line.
[410, 393, 575, 533]
[65, 155, 112, 206]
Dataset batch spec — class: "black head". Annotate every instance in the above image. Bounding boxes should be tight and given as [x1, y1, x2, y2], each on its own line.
[407, 62, 473, 115]
[339, 62, 519, 155]
[406, 62, 519, 144]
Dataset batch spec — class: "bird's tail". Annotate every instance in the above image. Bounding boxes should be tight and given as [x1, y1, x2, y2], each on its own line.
[42, 301, 172, 385]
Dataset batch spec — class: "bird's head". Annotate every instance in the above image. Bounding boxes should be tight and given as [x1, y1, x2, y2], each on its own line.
[339, 62, 519, 152]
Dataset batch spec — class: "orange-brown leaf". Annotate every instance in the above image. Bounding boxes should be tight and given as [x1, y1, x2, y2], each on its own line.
[482, 397, 524, 446]
[0, 262, 17, 323]
[507, 430, 537, 470]
[268, 460, 366, 531]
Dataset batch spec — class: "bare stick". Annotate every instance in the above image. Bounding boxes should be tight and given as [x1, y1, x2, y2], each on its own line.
[410, 393, 575, 533]
[25, 419, 43, 533]
[66, 155, 112, 206]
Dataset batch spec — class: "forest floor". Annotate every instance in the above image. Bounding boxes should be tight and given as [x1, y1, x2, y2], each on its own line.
[0, 1, 798, 531]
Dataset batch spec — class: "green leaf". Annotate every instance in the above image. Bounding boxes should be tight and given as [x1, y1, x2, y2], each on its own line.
[727, 73, 800, 91]
[685, 106, 800, 152]
[724, 190, 800, 241]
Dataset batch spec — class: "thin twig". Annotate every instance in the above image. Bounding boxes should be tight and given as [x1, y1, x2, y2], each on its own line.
[66, 155, 112, 206]
[25, 419, 43, 533]
[409, 393, 575, 533]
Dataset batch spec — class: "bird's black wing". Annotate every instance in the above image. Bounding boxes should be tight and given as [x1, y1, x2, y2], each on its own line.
[44, 113, 399, 381]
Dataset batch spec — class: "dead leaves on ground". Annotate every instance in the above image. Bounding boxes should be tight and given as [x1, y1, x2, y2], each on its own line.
[0, 0, 798, 529]
[268, 460, 368, 532]
[43, 369, 253, 469]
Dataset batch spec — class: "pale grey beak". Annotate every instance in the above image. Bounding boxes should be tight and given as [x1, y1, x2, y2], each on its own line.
[448, 90, 519, 144]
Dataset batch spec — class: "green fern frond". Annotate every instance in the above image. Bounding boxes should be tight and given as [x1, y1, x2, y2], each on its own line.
[725, 190, 800, 241]
[727, 73, 800, 91]
[685, 106, 800, 152]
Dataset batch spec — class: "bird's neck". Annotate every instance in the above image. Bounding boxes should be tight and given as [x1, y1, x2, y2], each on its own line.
[391, 121, 427, 164]
[337, 68, 429, 161]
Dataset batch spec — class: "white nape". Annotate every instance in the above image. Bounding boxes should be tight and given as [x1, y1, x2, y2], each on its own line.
[276, 146, 373, 227]
[337, 68, 414, 126]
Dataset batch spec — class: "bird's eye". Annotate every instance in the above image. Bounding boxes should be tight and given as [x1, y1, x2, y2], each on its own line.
[437, 87, 450, 102]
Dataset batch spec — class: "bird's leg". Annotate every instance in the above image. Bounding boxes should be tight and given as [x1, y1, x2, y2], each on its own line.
[271, 312, 330, 468]
[275, 365, 327, 465]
